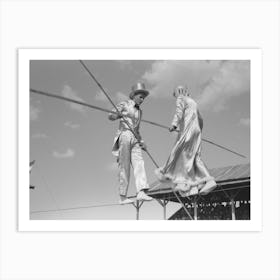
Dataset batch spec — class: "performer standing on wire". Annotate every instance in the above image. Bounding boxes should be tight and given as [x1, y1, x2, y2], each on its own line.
[109, 82, 153, 205]
[155, 85, 217, 196]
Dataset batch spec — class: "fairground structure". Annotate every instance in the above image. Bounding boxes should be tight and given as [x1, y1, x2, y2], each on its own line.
[130, 163, 250, 220]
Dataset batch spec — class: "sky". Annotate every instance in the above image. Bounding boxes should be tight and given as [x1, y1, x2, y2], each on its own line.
[29, 60, 250, 220]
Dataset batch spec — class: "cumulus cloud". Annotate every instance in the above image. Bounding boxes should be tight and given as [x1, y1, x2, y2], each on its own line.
[239, 118, 250, 126]
[64, 121, 80, 129]
[32, 133, 48, 139]
[30, 104, 40, 121]
[198, 61, 250, 112]
[52, 148, 75, 159]
[115, 92, 127, 103]
[143, 60, 219, 97]
[61, 85, 86, 113]
[142, 60, 250, 112]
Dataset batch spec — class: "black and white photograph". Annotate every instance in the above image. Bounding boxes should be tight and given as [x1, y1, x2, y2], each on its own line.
[19, 49, 261, 230]
[2, 1, 280, 279]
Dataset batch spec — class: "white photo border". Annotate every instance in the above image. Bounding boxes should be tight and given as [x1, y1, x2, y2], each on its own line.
[19, 48, 262, 232]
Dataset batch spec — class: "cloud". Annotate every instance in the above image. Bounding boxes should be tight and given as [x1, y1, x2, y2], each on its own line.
[52, 148, 75, 159]
[32, 133, 48, 139]
[239, 118, 250, 126]
[64, 121, 80, 129]
[143, 60, 220, 97]
[198, 61, 250, 112]
[142, 60, 250, 112]
[115, 92, 127, 103]
[61, 85, 86, 113]
[30, 104, 40, 121]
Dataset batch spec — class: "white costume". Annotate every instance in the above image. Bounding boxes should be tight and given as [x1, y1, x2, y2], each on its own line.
[109, 99, 149, 197]
[155, 87, 217, 196]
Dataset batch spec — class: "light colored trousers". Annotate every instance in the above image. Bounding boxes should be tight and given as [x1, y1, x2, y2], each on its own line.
[117, 131, 149, 196]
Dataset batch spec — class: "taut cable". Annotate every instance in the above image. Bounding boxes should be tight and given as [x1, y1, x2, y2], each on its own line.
[30, 88, 246, 159]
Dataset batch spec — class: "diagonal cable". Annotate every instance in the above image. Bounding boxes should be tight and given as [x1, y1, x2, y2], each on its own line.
[79, 60, 159, 168]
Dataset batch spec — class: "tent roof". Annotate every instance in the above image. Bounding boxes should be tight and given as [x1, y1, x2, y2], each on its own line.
[147, 163, 250, 201]
[209, 163, 250, 182]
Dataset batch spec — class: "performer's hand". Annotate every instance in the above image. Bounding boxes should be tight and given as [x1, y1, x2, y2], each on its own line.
[116, 112, 123, 119]
[169, 125, 177, 132]
[139, 141, 147, 151]
[109, 111, 123, 121]
[118, 111, 130, 119]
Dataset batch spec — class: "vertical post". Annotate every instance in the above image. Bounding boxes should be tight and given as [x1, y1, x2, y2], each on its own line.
[136, 200, 140, 220]
[133, 200, 144, 220]
[163, 200, 167, 220]
[194, 200, 198, 220]
[155, 199, 169, 220]
[230, 198, 236, 220]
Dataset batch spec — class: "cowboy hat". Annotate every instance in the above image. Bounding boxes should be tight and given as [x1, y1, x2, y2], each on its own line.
[129, 82, 150, 99]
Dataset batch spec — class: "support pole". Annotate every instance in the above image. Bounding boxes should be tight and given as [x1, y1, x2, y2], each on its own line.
[155, 199, 169, 220]
[230, 198, 236, 220]
[194, 200, 198, 220]
[162, 199, 168, 220]
[136, 201, 140, 220]
[163, 201, 167, 220]
[133, 200, 144, 220]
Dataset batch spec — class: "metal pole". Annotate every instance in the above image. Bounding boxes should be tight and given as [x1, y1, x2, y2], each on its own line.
[142, 121, 246, 158]
[194, 200, 198, 220]
[79, 61, 159, 168]
[230, 198, 236, 220]
[136, 201, 140, 220]
[155, 199, 168, 220]
[133, 200, 144, 220]
[163, 200, 167, 220]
